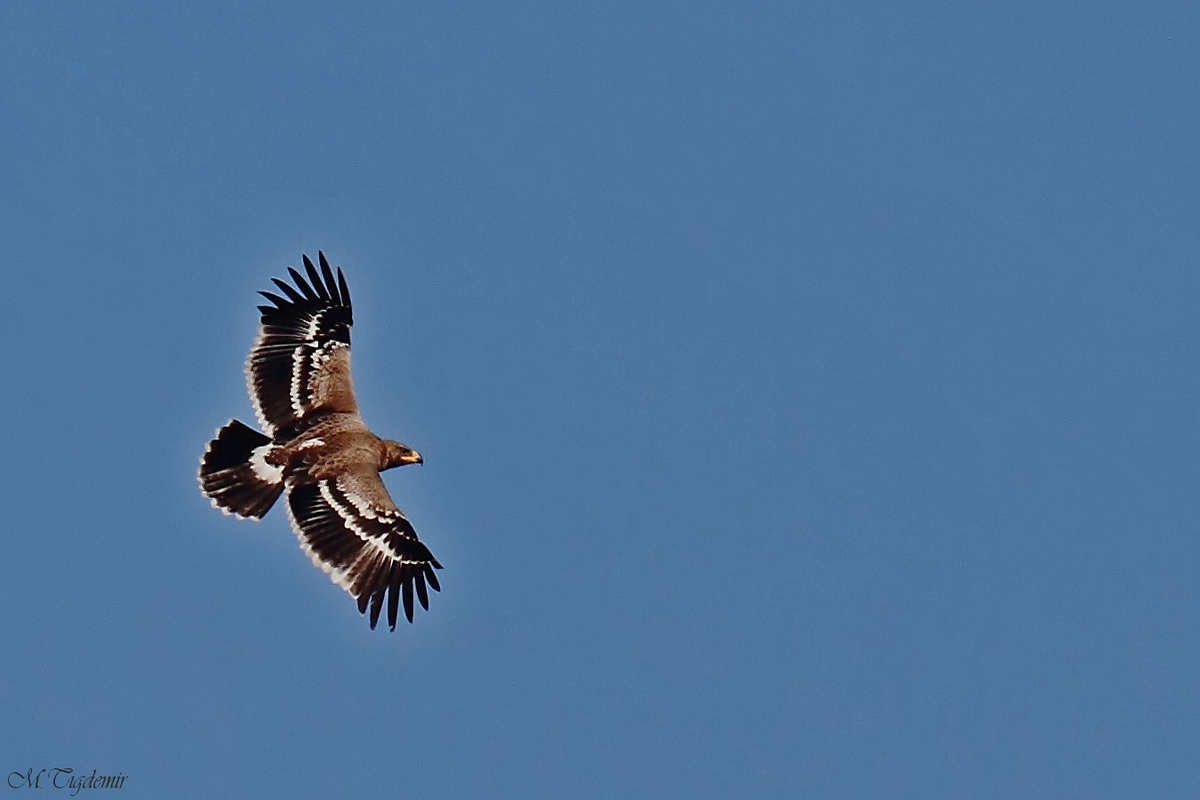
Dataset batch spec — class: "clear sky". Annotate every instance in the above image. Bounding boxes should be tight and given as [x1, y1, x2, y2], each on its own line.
[2, 2, 1198, 798]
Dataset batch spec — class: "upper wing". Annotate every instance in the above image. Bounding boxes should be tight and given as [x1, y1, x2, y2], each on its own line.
[245, 252, 357, 437]
[284, 469, 442, 630]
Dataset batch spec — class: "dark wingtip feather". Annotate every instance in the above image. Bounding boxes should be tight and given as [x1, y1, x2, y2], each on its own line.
[415, 571, 429, 610]
[318, 252, 339, 303]
[424, 564, 441, 593]
[271, 277, 306, 304]
[402, 574, 414, 624]
[303, 254, 330, 300]
[369, 589, 385, 629]
[258, 290, 288, 308]
[337, 268, 351, 309]
[288, 266, 318, 300]
[387, 565, 402, 630]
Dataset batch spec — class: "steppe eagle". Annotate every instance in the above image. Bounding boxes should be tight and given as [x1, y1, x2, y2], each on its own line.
[198, 253, 440, 631]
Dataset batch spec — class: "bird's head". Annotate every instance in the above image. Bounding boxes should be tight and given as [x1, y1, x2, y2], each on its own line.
[382, 439, 423, 471]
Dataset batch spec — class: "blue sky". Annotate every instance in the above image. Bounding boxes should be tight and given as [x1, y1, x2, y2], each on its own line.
[2, 2, 1199, 797]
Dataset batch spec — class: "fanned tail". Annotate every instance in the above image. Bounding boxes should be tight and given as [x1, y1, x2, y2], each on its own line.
[198, 420, 284, 519]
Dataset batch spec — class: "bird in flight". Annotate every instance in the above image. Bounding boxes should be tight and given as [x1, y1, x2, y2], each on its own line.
[198, 252, 440, 631]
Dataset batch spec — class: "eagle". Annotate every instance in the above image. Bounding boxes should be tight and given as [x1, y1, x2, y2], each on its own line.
[198, 252, 441, 631]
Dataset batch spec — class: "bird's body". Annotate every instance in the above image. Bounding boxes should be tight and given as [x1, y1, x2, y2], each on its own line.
[268, 413, 415, 479]
[198, 253, 440, 631]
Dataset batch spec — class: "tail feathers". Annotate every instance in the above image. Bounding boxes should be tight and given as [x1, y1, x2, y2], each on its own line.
[199, 419, 284, 519]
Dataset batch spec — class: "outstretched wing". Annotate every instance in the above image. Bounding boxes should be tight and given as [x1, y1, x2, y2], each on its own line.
[246, 252, 356, 438]
[284, 469, 442, 630]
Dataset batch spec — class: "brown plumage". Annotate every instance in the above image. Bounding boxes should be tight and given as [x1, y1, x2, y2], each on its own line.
[198, 252, 441, 631]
